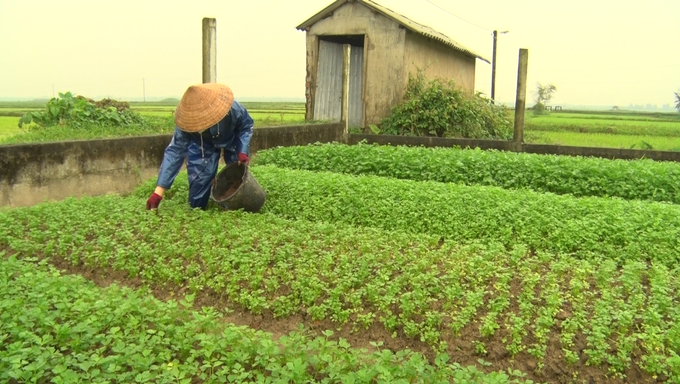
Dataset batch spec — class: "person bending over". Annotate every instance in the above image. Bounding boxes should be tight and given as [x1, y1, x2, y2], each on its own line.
[146, 83, 253, 210]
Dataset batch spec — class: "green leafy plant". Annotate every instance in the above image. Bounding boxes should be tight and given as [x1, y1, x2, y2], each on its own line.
[244, 165, 680, 266]
[18, 92, 146, 128]
[1, 256, 540, 383]
[378, 69, 512, 139]
[255, 142, 680, 205]
[4, 151, 680, 382]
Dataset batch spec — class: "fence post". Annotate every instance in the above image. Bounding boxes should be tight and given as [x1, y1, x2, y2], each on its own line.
[202, 18, 217, 83]
[513, 48, 528, 147]
[341, 44, 351, 141]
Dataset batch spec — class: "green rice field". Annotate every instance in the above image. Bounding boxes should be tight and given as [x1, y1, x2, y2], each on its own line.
[2, 99, 680, 150]
[523, 111, 680, 150]
[0, 101, 307, 144]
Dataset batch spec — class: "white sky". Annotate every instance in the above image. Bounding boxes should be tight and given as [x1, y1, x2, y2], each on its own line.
[1, 0, 679, 107]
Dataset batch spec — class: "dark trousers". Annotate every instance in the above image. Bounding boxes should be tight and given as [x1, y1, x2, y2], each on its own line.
[186, 142, 239, 209]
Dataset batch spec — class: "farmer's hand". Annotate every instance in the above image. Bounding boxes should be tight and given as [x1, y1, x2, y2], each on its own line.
[146, 192, 163, 210]
[238, 153, 249, 165]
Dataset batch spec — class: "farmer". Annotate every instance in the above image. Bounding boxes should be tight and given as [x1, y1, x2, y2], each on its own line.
[146, 83, 253, 210]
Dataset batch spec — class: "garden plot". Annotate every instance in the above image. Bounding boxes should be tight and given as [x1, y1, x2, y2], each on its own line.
[250, 165, 680, 266]
[2, 256, 521, 383]
[254, 142, 680, 204]
[2, 160, 679, 383]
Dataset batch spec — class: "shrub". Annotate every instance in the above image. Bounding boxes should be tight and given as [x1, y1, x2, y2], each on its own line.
[532, 101, 549, 116]
[18, 92, 146, 128]
[378, 70, 512, 139]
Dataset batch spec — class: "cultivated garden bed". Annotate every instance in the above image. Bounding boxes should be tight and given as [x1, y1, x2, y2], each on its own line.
[2, 144, 679, 383]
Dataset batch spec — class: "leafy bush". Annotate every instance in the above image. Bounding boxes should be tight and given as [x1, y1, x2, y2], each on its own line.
[18, 92, 146, 128]
[532, 101, 549, 116]
[378, 70, 512, 139]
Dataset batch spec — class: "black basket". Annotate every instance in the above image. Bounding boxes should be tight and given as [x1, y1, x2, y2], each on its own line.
[210, 162, 266, 213]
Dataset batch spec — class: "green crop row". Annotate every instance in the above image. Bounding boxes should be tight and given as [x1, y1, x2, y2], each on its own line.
[1, 190, 679, 380]
[242, 165, 680, 267]
[0, 255, 533, 384]
[253, 143, 680, 204]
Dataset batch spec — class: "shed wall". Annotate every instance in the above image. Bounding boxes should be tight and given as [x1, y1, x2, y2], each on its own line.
[403, 31, 476, 93]
[304, 2, 407, 126]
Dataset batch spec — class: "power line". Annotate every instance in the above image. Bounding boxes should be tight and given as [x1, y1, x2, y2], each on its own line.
[423, 0, 492, 33]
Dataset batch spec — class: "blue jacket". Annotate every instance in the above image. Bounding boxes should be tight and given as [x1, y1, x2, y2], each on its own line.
[156, 100, 254, 189]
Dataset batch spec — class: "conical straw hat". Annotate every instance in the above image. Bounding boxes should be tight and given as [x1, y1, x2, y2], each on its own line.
[174, 83, 234, 132]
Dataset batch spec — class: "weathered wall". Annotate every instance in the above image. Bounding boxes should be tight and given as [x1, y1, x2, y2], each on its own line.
[403, 31, 476, 93]
[304, 2, 407, 127]
[348, 134, 680, 162]
[0, 123, 344, 208]
[0, 136, 165, 208]
[5, 125, 678, 208]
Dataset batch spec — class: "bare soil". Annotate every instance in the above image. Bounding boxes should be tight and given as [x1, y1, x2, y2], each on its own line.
[218, 180, 242, 200]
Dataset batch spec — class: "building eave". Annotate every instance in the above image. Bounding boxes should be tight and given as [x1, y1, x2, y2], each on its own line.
[296, 0, 490, 64]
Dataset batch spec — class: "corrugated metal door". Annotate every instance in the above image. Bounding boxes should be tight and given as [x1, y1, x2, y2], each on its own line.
[314, 40, 364, 127]
[314, 40, 343, 123]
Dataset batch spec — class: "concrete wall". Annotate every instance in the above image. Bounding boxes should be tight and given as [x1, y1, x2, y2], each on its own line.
[6, 125, 678, 208]
[0, 136, 165, 208]
[348, 134, 680, 162]
[0, 123, 344, 208]
[305, 2, 406, 127]
[403, 31, 476, 93]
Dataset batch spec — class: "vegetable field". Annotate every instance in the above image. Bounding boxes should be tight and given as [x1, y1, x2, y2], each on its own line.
[2, 144, 680, 383]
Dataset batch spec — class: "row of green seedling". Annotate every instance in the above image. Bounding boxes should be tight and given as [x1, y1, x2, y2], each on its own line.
[1, 256, 533, 384]
[1, 194, 678, 380]
[238, 165, 680, 267]
[254, 142, 680, 204]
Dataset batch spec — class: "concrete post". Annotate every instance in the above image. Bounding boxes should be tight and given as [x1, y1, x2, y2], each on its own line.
[341, 44, 351, 140]
[513, 48, 528, 145]
[491, 30, 498, 100]
[202, 18, 217, 83]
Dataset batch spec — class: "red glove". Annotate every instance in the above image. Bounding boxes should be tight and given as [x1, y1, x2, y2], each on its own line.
[146, 192, 162, 210]
[238, 153, 249, 165]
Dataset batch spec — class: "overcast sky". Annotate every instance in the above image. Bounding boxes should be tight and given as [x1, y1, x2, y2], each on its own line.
[1, 0, 678, 107]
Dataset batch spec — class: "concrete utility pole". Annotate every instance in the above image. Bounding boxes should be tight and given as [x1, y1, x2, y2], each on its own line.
[491, 30, 508, 101]
[202, 18, 217, 83]
[513, 48, 528, 144]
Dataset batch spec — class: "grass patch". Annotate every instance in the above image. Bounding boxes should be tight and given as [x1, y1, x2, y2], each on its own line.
[0, 117, 175, 144]
[524, 111, 680, 138]
[0, 116, 21, 139]
[524, 130, 680, 151]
